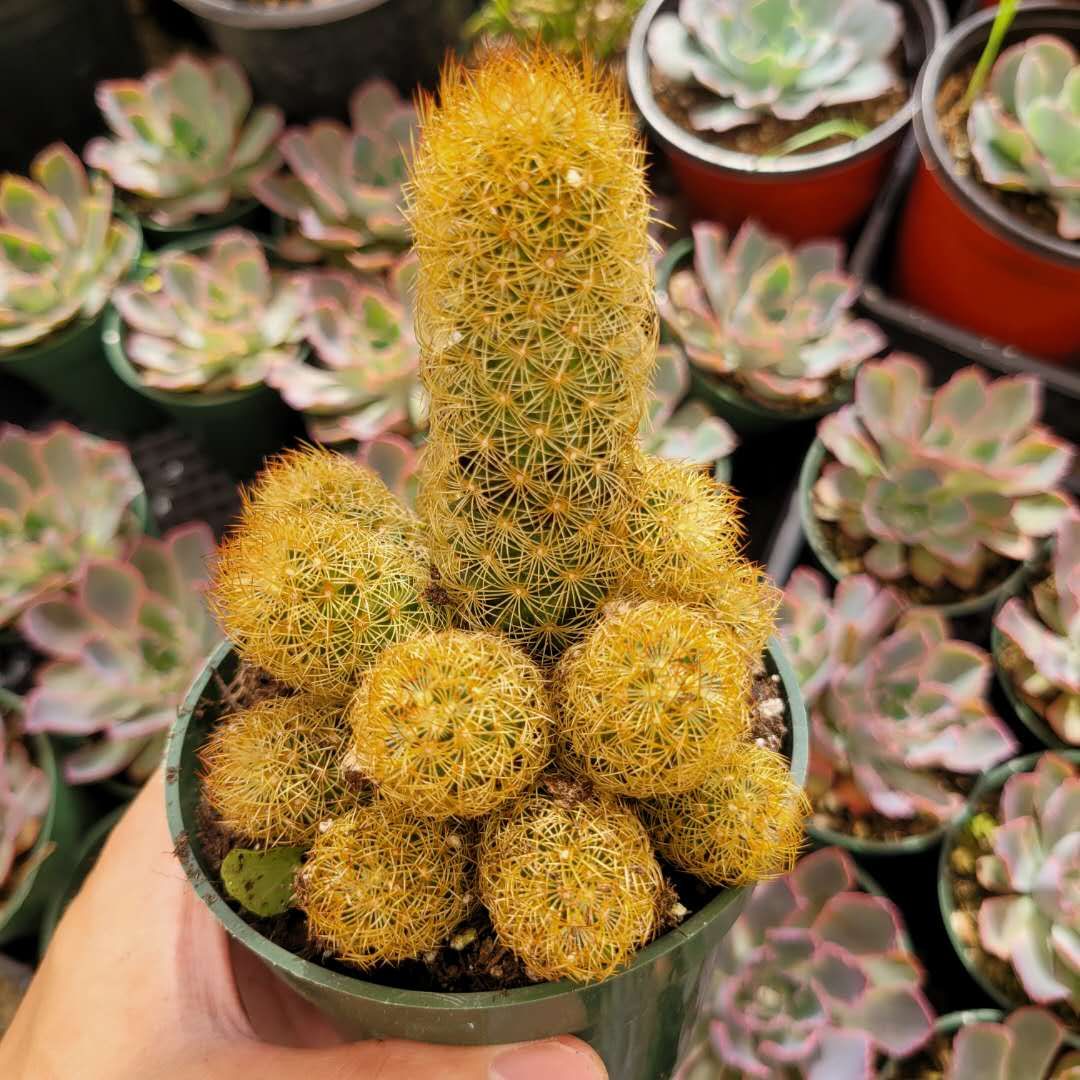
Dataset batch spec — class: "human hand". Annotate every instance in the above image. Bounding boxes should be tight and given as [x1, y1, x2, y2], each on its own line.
[0, 770, 608, 1080]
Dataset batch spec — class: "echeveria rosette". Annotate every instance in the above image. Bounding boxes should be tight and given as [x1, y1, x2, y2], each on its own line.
[996, 509, 1080, 746]
[975, 753, 1080, 1012]
[0, 707, 50, 893]
[0, 423, 144, 627]
[266, 255, 424, 445]
[0, 143, 139, 351]
[252, 80, 415, 271]
[694, 846, 934, 1079]
[647, 0, 904, 133]
[780, 568, 1017, 824]
[658, 222, 885, 406]
[968, 36, 1080, 242]
[19, 523, 222, 785]
[813, 355, 1075, 592]
[85, 54, 283, 228]
[943, 1007, 1080, 1080]
[113, 229, 305, 393]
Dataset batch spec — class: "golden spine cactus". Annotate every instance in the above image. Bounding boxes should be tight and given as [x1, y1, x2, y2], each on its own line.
[348, 629, 554, 818]
[640, 743, 810, 886]
[200, 694, 351, 845]
[212, 507, 443, 698]
[478, 784, 663, 982]
[406, 47, 657, 660]
[297, 803, 471, 970]
[555, 599, 750, 797]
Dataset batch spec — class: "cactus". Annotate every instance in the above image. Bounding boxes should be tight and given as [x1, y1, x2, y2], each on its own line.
[976, 753, 1080, 1010]
[297, 802, 471, 970]
[779, 568, 1017, 823]
[658, 222, 884, 406]
[20, 524, 221, 784]
[0, 705, 50, 894]
[407, 47, 656, 660]
[555, 599, 750, 796]
[968, 36, 1080, 241]
[348, 629, 553, 819]
[112, 229, 305, 393]
[478, 781, 664, 982]
[86, 54, 283, 227]
[221, 845, 304, 918]
[647, 0, 904, 132]
[944, 1007, 1079, 1080]
[0, 423, 144, 627]
[201, 695, 351, 845]
[995, 508, 1080, 746]
[252, 81, 415, 271]
[0, 143, 140, 351]
[266, 257, 423, 446]
[813, 356, 1074, 592]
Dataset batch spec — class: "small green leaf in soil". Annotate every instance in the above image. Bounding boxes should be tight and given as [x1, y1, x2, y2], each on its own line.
[221, 845, 304, 918]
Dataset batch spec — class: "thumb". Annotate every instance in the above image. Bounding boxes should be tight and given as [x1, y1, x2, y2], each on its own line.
[207, 1034, 609, 1080]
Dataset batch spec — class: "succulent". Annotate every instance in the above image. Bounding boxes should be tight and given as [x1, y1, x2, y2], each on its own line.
[680, 846, 934, 1079]
[812, 356, 1075, 592]
[780, 568, 1017, 823]
[252, 80, 415, 271]
[0, 703, 49, 895]
[647, 0, 904, 133]
[0, 144, 140, 351]
[658, 222, 885, 406]
[112, 229, 304, 393]
[969, 36, 1080, 241]
[85, 54, 283, 227]
[995, 508, 1080, 746]
[19, 524, 221, 784]
[943, 1007, 1080, 1080]
[976, 752, 1080, 1010]
[0, 423, 144, 627]
[266, 256, 423, 445]
[354, 434, 420, 510]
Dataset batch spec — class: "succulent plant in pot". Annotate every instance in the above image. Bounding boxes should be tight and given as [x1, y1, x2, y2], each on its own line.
[802, 354, 1075, 613]
[628, 0, 947, 240]
[656, 220, 885, 431]
[85, 53, 282, 243]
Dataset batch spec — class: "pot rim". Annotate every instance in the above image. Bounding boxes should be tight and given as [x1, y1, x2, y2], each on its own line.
[173, 0, 389, 29]
[806, 817, 947, 856]
[913, 3, 1080, 269]
[627, 0, 947, 178]
[165, 635, 808, 1012]
[134, 197, 260, 238]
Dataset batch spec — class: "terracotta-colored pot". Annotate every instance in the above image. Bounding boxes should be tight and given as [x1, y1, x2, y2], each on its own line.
[627, 0, 947, 242]
[894, 4, 1080, 364]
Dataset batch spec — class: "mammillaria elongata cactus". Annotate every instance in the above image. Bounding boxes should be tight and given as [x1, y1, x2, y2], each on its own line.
[812, 355, 1074, 593]
[86, 54, 283, 227]
[943, 1008, 1080, 1080]
[647, 0, 904, 133]
[968, 36, 1080, 240]
[0, 144, 140, 351]
[780, 568, 1016, 825]
[0, 423, 144, 627]
[995, 509, 1080, 746]
[658, 222, 885, 407]
[0, 701, 49, 895]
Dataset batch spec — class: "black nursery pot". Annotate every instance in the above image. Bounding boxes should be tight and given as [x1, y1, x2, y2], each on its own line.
[171, 0, 471, 120]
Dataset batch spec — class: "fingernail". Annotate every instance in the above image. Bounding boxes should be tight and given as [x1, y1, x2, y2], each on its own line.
[489, 1037, 605, 1080]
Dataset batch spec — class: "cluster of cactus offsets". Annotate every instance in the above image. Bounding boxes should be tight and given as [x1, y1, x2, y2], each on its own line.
[0, 706, 49, 893]
[813, 356, 1075, 592]
[975, 753, 1080, 1011]
[658, 222, 885, 406]
[780, 569, 1016, 823]
[113, 230, 305, 393]
[969, 36, 1080, 241]
[20, 524, 221, 784]
[86, 54, 283, 227]
[253, 81, 415, 271]
[944, 1008, 1080, 1080]
[0, 423, 144, 627]
[996, 509, 1080, 746]
[265, 258, 423, 446]
[0, 144, 140, 351]
[647, 0, 904, 132]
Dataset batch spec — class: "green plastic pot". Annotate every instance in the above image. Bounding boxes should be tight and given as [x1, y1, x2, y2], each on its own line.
[799, 438, 1034, 618]
[655, 239, 853, 436]
[0, 693, 94, 945]
[165, 637, 808, 1079]
[938, 749, 1080, 1014]
[806, 816, 947, 858]
[136, 198, 263, 250]
[0, 211, 163, 436]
